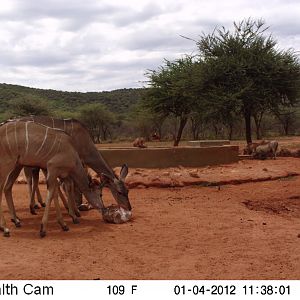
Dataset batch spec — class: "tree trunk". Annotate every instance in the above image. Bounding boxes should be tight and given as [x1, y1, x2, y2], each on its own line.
[173, 117, 188, 147]
[255, 127, 261, 140]
[227, 123, 233, 140]
[283, 121, 289, 135]
[190, 118, 198, 140]
[213, 124, 219, 138]
[102, 126, 108, 141]
[253, 112, 264, 140]
[244, 111, 252, 144]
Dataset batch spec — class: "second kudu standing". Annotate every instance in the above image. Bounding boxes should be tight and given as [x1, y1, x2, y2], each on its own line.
[0, 120, 104, 237]
[5, 116, 131, 215]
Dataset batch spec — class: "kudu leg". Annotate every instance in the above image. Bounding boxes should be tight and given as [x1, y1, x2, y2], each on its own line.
[32, 168, 46, 208]
[58, 186, 69, 210]
[3, 164, 23, 227]
[53, 189, 69, 232]
[0, 195, 10, 237]
[33, 169, 47, 207]
[40, 190, 53, 238]
[74, 184, 83, 207]
[63, 178, 80, 224]
[69, 181, 81, 217]
[0, 183, 10, 237]
[36, 186, 45, 207]
[0, 162, 18, 237]
[24, 167, 36, 215]
[40, 175, 68, 237]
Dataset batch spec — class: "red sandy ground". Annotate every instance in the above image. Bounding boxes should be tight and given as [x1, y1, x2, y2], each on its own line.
[1, 158, 300, 280]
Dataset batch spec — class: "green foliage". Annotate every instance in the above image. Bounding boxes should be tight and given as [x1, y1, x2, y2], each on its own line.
[145, 56, 203, 145]
[8, 94, 52, 117]
[79, 103, 116, 142]
[0, 83, 143, 116]
[127, 103, 166, 139]
[145, 56, 201, 116]
[197, 18, 300, 142]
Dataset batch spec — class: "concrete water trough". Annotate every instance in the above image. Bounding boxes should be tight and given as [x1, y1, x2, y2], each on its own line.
[187, 140, 230, 147]
[99, 145, 239, 168]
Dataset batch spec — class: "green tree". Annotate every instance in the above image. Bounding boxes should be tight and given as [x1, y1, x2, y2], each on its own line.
[197, 18, 300, 143]
[272, 105, 297, 135]
[9, 94, 51, 117]
[79, 103, 116, 143]
[128, 103, 166, 140]
[145, 56, 202, 146]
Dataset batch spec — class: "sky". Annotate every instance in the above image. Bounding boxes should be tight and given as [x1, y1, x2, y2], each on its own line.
[0, 0, 300, 92]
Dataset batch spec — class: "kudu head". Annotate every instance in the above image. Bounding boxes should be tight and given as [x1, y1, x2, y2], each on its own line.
[87, 176, 105, 211]
[101, 164, 132, 211]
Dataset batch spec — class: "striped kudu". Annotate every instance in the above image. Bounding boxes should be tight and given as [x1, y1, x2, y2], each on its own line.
[5, 116, 131, 216]
[0, 120, 104, 237]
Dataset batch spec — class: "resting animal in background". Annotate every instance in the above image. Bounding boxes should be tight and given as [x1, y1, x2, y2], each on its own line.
[252, 140, 279, 160]
[243, 140, 268, 155]
[133, 137, 147, 148]
[151, 132, 161, 142]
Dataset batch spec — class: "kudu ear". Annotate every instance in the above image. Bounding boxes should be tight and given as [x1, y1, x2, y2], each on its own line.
[120, 164, 128, 181]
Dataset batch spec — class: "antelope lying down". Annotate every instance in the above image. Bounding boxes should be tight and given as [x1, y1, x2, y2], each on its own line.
[0, 120, 105, 237]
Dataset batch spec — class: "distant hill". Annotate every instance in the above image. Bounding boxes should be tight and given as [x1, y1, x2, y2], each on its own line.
[0, 83, 144, 116]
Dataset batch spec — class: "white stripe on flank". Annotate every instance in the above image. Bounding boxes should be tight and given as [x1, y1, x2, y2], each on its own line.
[35, 127, 49, 155]
[5, 123, 12, 154]
[56, 134, 62, 154]
[14, 122, 18, 150]
[43, 133, 58, 158]
[24, 122, 29, 156]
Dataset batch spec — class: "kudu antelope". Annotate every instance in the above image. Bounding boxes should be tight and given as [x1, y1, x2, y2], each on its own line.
[5, 116, 131, 214]
[0, 120, 104, 237]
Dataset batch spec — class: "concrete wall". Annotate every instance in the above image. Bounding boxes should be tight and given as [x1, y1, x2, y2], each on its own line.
[99, 145, 239, 168]
[187, 140, 230, 147]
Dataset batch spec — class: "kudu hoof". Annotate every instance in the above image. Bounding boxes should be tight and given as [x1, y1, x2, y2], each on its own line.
[73, 218, 80, 224]
[34, 204, 40, 210]
[40, 224, 46, 238]
[62, 225, 69, 232]
[3, 230, 10, 237]
[15, 221, 21, 228]
[41, 202, 46, 208]
[11, 219, 21, 227]
[30, 208, 37, 215]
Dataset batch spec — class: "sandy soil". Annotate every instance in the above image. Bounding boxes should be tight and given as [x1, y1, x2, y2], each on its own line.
[1, 158, 300, 280]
